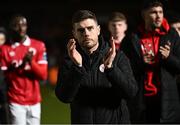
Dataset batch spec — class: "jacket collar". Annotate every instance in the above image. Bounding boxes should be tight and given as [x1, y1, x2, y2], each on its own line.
[138, 18, 170, 37]
[23, 36, 31, 46]
[132, 18, 170, 58]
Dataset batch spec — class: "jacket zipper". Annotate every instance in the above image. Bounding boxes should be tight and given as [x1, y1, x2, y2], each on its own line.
[89, 56, 96, 123]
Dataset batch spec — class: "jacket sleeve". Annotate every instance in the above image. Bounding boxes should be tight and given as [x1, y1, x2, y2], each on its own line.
[55, 56, 88, 103]
[105, 51, 138, 99]
[164, 31, 180, 74]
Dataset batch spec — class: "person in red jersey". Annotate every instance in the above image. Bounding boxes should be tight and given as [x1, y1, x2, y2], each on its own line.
[0, 15, 48, 125]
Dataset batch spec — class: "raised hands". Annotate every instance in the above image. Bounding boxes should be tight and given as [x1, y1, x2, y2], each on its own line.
[159, 42, 171, 59]
[103, 37, 116, 69]
[67, 39, 82, 67]
[23, 51, 33, 63]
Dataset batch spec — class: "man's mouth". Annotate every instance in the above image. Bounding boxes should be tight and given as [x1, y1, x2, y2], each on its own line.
[83, 38, 92, 42]
[156, 20, 162, 23]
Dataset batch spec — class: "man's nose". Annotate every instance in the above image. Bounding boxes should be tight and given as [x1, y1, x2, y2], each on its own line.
[157, 12, 161, 18]
[83, 29, 90, 36]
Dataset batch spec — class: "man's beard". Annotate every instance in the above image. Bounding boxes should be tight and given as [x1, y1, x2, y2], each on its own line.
[151, 22, 161, 30]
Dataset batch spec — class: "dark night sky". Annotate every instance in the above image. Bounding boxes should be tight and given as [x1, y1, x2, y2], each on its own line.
[0, 0, 179, 50]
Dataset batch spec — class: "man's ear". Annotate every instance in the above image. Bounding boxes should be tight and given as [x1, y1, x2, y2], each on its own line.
[124, 22, 128, 32]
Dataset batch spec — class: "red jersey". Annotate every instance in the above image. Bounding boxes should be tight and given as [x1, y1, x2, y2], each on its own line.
[0, 36, 48, 105]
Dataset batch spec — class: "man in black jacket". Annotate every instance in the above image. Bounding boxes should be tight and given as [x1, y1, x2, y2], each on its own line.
[55, 10, 137, 124]
[121, 0, 180, 123]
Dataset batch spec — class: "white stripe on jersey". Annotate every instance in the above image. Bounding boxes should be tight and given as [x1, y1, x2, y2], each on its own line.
[38, 60, 48, 64]
[1, 66, 8, 71]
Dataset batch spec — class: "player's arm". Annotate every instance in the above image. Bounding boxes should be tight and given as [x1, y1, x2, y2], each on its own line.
[30, 59, 47, 80]
[27, 43, 48, 80]
[0, 46, 8, 72]
[162, 37, 180, 74]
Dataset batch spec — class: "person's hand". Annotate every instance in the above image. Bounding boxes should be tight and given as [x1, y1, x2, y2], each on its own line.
[8, 61, 17, 71]
[143, 51, 155, 64]
[8, 51, 33, 71]
[67, 39, 82, 67]
[104, 37, 116, 69]
[23, 51, 33, 63]
[159, 42, 171, 59]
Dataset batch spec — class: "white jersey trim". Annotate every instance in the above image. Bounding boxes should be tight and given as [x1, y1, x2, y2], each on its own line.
[1, 66, 8, 71]
[38, 60, 48, 64]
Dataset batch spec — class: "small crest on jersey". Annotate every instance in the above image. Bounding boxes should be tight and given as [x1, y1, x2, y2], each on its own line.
[99, 64, 105, 73]
[9, 51, 15, 57]
[28, 47, 36, 55]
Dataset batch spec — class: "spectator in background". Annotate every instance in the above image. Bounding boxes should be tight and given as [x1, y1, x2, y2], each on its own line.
[167, 11, 180, 36]
[0, 27, 10, 124]
[108, 12, 128, 50]
[107, 11, 131, 123]
[0, 15, 48, 125]
[171, 20, 180, 36]
[55, 10, 137, 124]
[0, 27, 7, 46]
[121, 0, 180, 123]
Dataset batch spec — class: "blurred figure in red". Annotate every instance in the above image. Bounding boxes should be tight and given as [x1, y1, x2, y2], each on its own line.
[0, 27, 10, 124]
[0, 15, 48, 125]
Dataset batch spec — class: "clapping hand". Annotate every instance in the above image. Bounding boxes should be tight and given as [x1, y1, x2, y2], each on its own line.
[23, 51, 33, 63]
[103, 37, 116, 69]
[67, 39, 82, 67]
[159, 42, 171, 59]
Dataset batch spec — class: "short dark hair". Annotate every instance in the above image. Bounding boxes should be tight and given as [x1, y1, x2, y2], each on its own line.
[9, 14, 26, 29]
[142, 0, 163, 10]
[72, 10, 98, 26]
[108, 12, 127, 23]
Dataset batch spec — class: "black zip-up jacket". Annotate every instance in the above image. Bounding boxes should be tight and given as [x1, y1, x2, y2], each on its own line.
[121, 28, 180, 123]
[55, 37, 138, 124]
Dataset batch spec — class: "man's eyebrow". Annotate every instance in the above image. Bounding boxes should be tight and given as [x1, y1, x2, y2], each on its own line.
[87, 26, 93, 29]
[77, 26, 94, 31]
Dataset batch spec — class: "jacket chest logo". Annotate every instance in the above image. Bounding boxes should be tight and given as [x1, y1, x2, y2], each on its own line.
[99, 64, 105, 73]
